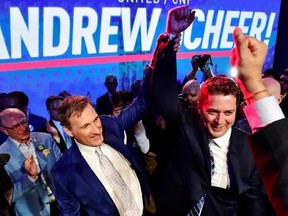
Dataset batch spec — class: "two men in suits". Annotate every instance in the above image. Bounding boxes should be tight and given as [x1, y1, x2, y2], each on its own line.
[150, 6, 269, 215]
[0, 108, 62, 216]
[96, 74, 118, 115]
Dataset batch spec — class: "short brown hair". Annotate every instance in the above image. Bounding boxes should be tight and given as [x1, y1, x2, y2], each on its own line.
[199, 75, 241, 106]
[58, 96, 92, 129]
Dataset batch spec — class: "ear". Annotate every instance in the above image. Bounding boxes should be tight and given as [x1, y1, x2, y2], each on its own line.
[278, 95, 283, 104]
[63, 126, 73, 137]
[0, 127, 8, 135]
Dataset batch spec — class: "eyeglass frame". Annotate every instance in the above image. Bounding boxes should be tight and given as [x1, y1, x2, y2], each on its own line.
[0, 119, 29, 131]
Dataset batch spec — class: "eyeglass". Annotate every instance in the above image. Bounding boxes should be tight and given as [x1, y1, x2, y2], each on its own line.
[1, 119, 29, 131]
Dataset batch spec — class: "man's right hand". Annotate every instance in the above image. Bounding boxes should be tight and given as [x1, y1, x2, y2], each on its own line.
[24, 155, 38, 179]
[165, 5, 195, 36]
[231, 27, 268, 94]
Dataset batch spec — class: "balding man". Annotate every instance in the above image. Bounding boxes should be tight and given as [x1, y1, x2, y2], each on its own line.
[182, 79, 201, 104]
[0, 108, 62, 216]
[235, 77, 282, 134]
[263, 77, 282, 101]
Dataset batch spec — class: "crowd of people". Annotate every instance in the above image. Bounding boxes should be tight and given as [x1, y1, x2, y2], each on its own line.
[0, 5, 288, 216]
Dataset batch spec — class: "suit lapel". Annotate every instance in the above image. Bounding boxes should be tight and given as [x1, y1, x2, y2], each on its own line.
[49, 120, 67, 152]
[70, 144, 115, 207]
[193, 127, 212, 181]
[5, 138, 26, 168]
[227, 128, 242, 189]
[31, 135, 49, 171]
[202, 133, 214, 181]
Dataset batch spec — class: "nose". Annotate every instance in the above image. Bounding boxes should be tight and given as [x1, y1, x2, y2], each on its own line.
[91, 122, 101, 134]
[215, 113, 225, 124]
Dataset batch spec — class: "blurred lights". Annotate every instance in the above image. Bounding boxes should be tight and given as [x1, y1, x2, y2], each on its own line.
[230, 67, 238, 78]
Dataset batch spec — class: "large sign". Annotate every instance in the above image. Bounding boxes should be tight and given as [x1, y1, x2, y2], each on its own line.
[0, 0, 281, 116]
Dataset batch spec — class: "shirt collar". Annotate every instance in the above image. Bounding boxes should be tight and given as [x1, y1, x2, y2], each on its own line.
[52, 119, 62, 130]
[212, 128, 231, 148]
[9, 136, 32, 148]
[52, 119, 61, 126]
[75, 140, 102, 156]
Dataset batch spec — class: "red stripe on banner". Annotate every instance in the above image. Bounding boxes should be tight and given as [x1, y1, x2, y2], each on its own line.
[0, 51, 231, 72]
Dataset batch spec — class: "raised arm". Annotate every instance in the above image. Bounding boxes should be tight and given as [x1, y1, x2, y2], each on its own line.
[231, 27, 288, 216]
[231, 27, 269, 103]
[150, 6, 195, 123]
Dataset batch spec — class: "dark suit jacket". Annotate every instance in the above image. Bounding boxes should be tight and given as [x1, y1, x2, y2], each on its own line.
[0, 165, 14, 216]
[235, 118, 252, 134]
[96, 92, 113, 115]
[248, 118, 288, 216]
[280, 94, 288, 117]
[49, 120, 67, 153]
[0, 132, 7, 146]
[150, 34, 266, 216]
[52, 76, 150, 215]
[28, 113, 47, 132]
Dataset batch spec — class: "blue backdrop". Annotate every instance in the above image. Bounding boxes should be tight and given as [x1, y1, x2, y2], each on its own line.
[0, 0, 281, 117]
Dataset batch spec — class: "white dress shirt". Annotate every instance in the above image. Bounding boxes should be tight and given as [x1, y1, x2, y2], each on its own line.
[210, 128, 231, 189]
[134, 120, 150, 154]
[12, 137, 40, 182]
[76, 142, 143, 216]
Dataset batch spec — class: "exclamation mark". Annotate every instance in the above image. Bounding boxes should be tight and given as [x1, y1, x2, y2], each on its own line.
[264, 13, 276, 45]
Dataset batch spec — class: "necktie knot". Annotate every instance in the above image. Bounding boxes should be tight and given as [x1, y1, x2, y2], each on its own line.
[95, 146, 104, 158]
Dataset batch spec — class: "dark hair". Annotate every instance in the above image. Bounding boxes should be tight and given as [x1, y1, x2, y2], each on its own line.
[105, 74, 118, 84]
[0, 93, 8, 112]
[45, 96, 63, 110]
[199, 75, 241, 106]
[58, 90, 72, 98]
[58, 96, 92, 129]
[7, 91, 29, 106]
[111, 91, 133, 108]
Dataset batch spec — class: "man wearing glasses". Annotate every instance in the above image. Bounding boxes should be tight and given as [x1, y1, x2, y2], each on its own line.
[0, 108, 62, 216]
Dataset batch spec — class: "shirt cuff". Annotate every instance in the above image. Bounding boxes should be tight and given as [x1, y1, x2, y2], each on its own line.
[243, 96, 285, 133]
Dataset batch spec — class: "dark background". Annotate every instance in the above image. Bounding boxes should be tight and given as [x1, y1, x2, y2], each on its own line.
[274, 0, 288, 73]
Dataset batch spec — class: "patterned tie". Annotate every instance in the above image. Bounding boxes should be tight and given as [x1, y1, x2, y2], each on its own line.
[188, 141, 215, 216]
[95, 147, 140, 216]
[210, 147, 215, 177]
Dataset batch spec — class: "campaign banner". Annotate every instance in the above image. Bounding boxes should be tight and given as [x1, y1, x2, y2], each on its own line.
[0, 0, 281, 116]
